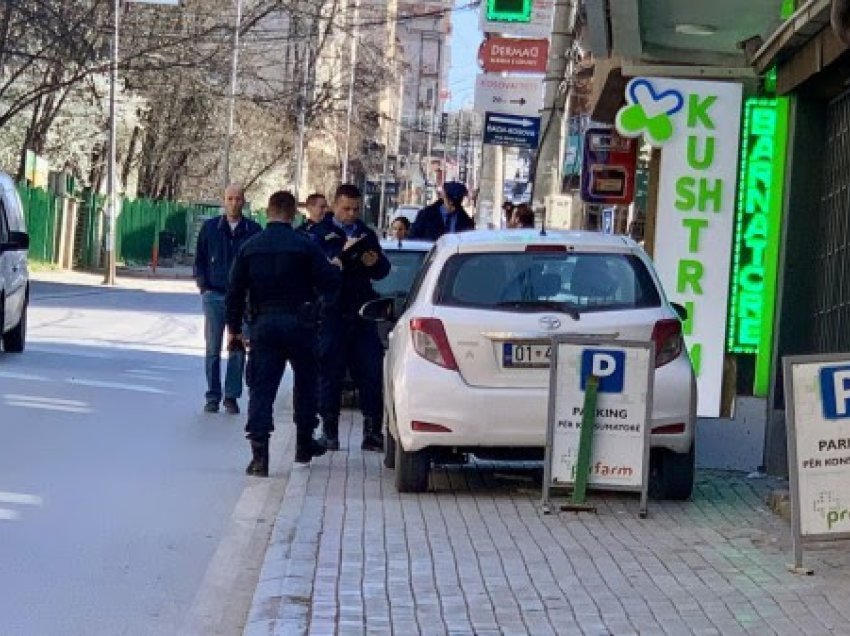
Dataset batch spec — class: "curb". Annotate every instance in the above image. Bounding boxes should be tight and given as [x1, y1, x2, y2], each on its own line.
[118, 267, 195, 281]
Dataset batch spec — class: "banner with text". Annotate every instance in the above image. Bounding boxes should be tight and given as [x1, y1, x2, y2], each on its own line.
[616, 78, 743, 417]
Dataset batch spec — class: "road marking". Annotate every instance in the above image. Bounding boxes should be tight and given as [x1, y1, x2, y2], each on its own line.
[3, 399, 92, 414]
[0, 371, 49, 382]
[0, 492, 43, 506]
[0, 509, 21, 521]
[3, 394, 92, 413]
[66, 379, 171, 395]
[4, 395, 87, 407]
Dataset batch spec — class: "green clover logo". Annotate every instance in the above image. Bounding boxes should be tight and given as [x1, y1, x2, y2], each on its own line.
[615, 79, 684, 147]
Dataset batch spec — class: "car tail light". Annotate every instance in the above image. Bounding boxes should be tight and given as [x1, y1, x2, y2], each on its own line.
[525, 244, 567, 252]
[653, 423, 686, 435]
[412, 421, 453, 433]
[651, 319, 683, 368]
[410, 318, 458, 370]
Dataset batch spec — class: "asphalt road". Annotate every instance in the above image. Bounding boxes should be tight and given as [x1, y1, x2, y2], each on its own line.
[0, 272, 289, 636]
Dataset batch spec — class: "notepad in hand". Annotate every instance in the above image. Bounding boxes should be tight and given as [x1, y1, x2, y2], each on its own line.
[340, 232, 381, 267]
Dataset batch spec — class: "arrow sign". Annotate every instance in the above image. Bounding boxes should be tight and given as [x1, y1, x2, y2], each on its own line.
[474, 74, 543, 117]
[483, 112, 541, 150]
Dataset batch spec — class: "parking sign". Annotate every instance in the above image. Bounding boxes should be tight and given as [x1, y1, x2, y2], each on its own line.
[543, 337, 654, 515]
[783, 354, 850, 573]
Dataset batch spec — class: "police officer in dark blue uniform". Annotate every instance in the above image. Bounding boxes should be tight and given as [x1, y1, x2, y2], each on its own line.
[313, 184, 390, 451]
[225, 191, 341, 475]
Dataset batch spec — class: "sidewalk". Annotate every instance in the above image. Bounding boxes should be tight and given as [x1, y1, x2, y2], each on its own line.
[244, 413, 850, 636]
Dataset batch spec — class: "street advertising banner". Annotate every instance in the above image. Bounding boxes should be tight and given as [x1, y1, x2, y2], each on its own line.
[543, 337, 653, 516]
[580, 127, 638, 205]
[783, 354, 850, 573]
[615, 78, 743, 417]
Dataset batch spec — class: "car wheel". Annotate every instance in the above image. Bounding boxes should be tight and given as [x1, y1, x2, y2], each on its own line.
[2, 302, 26, 353]
[395, 441, 430, 493]
[649, 444, 695, 501]
[384, 428, 396, 470]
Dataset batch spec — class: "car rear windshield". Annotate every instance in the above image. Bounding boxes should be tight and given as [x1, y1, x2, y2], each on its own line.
[373, 250, 429, 297]
[434, 251, 661, 312]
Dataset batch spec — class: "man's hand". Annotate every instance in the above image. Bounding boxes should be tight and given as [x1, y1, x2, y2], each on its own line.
[361, 250, 379, 267]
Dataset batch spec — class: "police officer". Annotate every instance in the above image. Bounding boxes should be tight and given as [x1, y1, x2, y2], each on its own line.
[301, 193, 330, 234]
[225, 191, 341, 474]
[315, 184, 390, 451]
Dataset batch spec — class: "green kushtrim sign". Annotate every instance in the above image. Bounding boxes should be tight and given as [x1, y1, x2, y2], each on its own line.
[728, 98, 789, 396]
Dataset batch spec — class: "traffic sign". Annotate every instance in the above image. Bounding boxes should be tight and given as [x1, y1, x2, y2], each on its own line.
[480, 0, 554, 38]
[474, 74, 543, 117]
[483, 112, 541, 149]
[479, 37, 549, 74]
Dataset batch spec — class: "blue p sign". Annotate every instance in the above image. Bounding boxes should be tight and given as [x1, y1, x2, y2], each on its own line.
[820, 365, 850, 420]
[581, 349, 625, 393]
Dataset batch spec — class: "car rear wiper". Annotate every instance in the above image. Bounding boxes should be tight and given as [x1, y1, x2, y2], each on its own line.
[495, 300, 581, 321]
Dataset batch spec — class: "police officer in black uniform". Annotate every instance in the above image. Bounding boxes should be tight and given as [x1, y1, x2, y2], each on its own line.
[312, 184, 390, 451]
[225, 191, 341, 474]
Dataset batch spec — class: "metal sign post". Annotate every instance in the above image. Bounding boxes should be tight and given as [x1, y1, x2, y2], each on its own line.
[542, 337, 654, 518]
[783, 353, 850, 575]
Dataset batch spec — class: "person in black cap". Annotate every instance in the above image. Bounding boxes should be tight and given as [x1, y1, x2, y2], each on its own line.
[225, 190, 341, 474]
[409, 181, 474, 242]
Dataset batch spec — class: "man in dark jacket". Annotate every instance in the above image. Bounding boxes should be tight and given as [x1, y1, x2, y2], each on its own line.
[316, 184, 390, 451]
[409, 181, 474, 241]
[226, 191, 341, 473]
[194, 184, 262, 414]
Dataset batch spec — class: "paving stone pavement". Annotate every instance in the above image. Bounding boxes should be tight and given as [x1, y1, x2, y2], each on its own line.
[243, 414, 850, 636]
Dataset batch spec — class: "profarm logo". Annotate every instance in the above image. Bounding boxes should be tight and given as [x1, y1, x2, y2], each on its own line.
[813, 491, 850, 531]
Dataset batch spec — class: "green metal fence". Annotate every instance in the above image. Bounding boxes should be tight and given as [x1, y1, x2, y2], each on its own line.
[17, 182, 61, 263]
[18, 181, 208, 268]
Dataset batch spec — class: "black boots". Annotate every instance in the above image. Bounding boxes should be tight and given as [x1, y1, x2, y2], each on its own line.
[361, 417, 384, 452]
[246, 438, 269, 477]
[322, 416, 340, 451]
[295, 433, 327, 465]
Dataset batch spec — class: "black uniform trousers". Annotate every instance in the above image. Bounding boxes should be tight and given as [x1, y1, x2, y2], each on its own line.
[245, 312, 318, 443]
[318, 314, 384, 423]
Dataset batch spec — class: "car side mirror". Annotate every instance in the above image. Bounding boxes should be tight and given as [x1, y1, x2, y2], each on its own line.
[360, 297, 396, 322]
[671, 302, 688, 322]
[0, 230, 29, 252]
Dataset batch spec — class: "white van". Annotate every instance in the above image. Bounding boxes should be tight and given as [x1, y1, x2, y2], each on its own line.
[0, 171, 29, 352]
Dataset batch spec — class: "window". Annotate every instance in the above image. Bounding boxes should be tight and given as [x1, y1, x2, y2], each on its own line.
[373, 250, 429, 298]
[403, 246, 438, 312]
[435, 252, 661, 313]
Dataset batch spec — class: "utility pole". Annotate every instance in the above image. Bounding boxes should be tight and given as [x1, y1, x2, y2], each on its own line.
[222, 0, 243, 188]
[342, 0, 360, 183]
[456, 110, 463, 181]
[424, 36, 442, 201]
[103, 0, 120, 286]
[294, 39, 311, 201]
[530, 0, 577, 209]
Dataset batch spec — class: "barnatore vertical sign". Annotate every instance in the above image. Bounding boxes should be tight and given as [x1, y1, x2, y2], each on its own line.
[728, 97, 789, 397]
[616, 78, 743, 417]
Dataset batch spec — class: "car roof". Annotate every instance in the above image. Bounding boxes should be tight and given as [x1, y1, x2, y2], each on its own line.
[380, 239, 432, 252]
[437, 229, 639, 253]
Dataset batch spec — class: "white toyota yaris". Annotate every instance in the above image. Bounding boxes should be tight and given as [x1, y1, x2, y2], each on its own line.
[365, 230, 697, 498]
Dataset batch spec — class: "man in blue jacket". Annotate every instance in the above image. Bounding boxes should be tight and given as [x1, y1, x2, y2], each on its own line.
[409, 181, 474, 241]
[313, 184, 390, 451]
[194, 184, 262, 414]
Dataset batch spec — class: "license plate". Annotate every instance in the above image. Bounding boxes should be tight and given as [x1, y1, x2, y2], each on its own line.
[502, 342, 551, 368]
